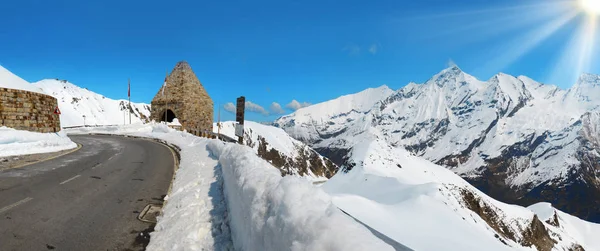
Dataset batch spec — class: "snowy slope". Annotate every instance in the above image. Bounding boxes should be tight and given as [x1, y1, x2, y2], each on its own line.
[215, 121, 338, 180]
[276, 66, 600, 223]
[0, 65, 45, 94]
[321, 127, 599, 251]
[274, 85, 394, 144]
[34, 79, 151, 127]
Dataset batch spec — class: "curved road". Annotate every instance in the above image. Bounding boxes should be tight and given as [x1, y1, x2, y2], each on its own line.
[0, 135, 175, 251]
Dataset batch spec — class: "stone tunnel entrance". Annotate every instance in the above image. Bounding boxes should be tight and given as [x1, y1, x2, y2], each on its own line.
[160, 109, 177, 123]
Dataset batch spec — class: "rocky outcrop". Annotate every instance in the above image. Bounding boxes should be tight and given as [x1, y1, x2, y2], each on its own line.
[217, 121, 339, 180]
[458, 187, 557, 251]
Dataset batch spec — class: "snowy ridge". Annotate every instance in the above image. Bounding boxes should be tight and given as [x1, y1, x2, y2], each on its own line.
[322, 128, 599, 250]
[34, 79, 151, 127]
[274, 85, 394, 143]
[276, 66, 600, 223]
[215, 121, 338, 180]
[0, 65, 45, 94]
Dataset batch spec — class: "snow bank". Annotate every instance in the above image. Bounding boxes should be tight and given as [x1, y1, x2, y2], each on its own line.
[207, 141, 393, 251]
[0, 65, 45, 94]
[67, 124, 233, 250]
[68, 123, 390, 250]
[0, 127, 77, 157]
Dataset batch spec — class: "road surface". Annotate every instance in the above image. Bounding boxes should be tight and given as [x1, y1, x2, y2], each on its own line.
[0, 135, 175, 251]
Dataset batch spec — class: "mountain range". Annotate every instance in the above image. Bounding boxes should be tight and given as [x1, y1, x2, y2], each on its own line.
[3, 64, 599, 249]
[275, 66, 600, 224]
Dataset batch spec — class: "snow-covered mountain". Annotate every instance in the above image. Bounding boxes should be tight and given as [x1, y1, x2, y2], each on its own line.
[0, 65, 45, 94]
[34, 79, 151, 127]
[275, 66, 600, 223]
[215, 121, 338, 181]
[321, 129, 600, 250]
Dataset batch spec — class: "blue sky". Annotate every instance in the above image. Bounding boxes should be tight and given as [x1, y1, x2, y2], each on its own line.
[1, 0, 598, 122]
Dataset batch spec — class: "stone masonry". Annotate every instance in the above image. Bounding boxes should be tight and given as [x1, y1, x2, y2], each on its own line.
[0, 87, 61, 133]
[151, 61, 213, 135]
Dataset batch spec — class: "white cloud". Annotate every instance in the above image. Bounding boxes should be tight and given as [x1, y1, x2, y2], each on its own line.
[270, 102, 286, 115]
[447, 58, 459, 68]
[223, 102, 236, 113]
[286, 100, 311, 111]
[343, 44, 361, 56]
[245, 101, 269, 116]
[369, 43, 379, 55]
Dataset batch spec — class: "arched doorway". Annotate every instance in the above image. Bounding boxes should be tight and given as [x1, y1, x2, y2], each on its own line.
[160, 109, 177, 123]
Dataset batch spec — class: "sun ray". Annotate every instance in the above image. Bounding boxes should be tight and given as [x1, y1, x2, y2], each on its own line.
[401, 0, 573, 21]
[421, 5, 566, 42]
[548, 15, 598, 86]
[475, 10, 579, 76]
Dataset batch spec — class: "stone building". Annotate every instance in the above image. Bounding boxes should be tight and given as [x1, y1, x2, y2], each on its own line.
[151, 61, 213, 135]
[0, 87, 61, 133]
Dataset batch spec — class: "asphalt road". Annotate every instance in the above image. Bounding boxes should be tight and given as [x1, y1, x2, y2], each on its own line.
[0, 135, 175, 251]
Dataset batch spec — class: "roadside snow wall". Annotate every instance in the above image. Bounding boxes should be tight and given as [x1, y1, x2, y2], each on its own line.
[0, 126, 76, 157]
[207, 141, 393, 251]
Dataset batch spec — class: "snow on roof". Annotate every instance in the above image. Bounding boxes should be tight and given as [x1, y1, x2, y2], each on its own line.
[0, 65, 45, 94]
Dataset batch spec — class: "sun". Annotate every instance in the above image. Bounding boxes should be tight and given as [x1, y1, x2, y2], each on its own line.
[579, 0, 600, 15]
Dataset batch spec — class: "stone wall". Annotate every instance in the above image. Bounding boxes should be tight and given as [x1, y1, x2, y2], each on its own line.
[151, 61, 213, 135]
[0, 87, 61, 133]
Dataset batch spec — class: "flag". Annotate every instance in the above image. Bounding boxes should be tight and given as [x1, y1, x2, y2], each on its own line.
[128, 79, 130, 97]
[162, 76, 167, 97]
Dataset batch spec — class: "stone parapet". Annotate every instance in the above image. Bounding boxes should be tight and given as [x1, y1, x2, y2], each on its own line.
[0, 87, 61, 133]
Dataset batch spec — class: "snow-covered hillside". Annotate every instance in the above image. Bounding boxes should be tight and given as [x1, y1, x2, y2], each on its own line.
[276, 66, 600, 223]
[322, 128, 599, 250]
[0, 65, 45, 94]
[215, 121, 338, 180]
[34, 79, 151, 127]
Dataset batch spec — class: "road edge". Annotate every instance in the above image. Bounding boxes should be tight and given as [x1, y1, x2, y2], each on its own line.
[1, 143, 83, 171]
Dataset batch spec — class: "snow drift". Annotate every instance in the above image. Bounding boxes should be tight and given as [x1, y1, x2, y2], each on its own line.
[0, 127, 77, 157]
[207, 141, 393, 251]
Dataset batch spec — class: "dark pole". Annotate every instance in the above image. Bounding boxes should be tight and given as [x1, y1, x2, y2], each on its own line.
[128, 78, 131, 124]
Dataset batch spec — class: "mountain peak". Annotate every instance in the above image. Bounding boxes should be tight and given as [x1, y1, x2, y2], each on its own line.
[576, 72, 600, 87]
[442, 65, 463, 75]
[428, 65, 471, 87]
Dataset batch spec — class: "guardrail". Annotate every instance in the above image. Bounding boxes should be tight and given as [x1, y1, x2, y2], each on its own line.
[63, 124, 239, 144]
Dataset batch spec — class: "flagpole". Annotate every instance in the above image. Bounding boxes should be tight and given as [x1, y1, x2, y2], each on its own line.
[164, 71, 168, 123]
[128, 78, 131, 124]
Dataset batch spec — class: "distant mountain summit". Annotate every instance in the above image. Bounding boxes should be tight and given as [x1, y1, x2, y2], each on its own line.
[275, 67, 600, 223]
